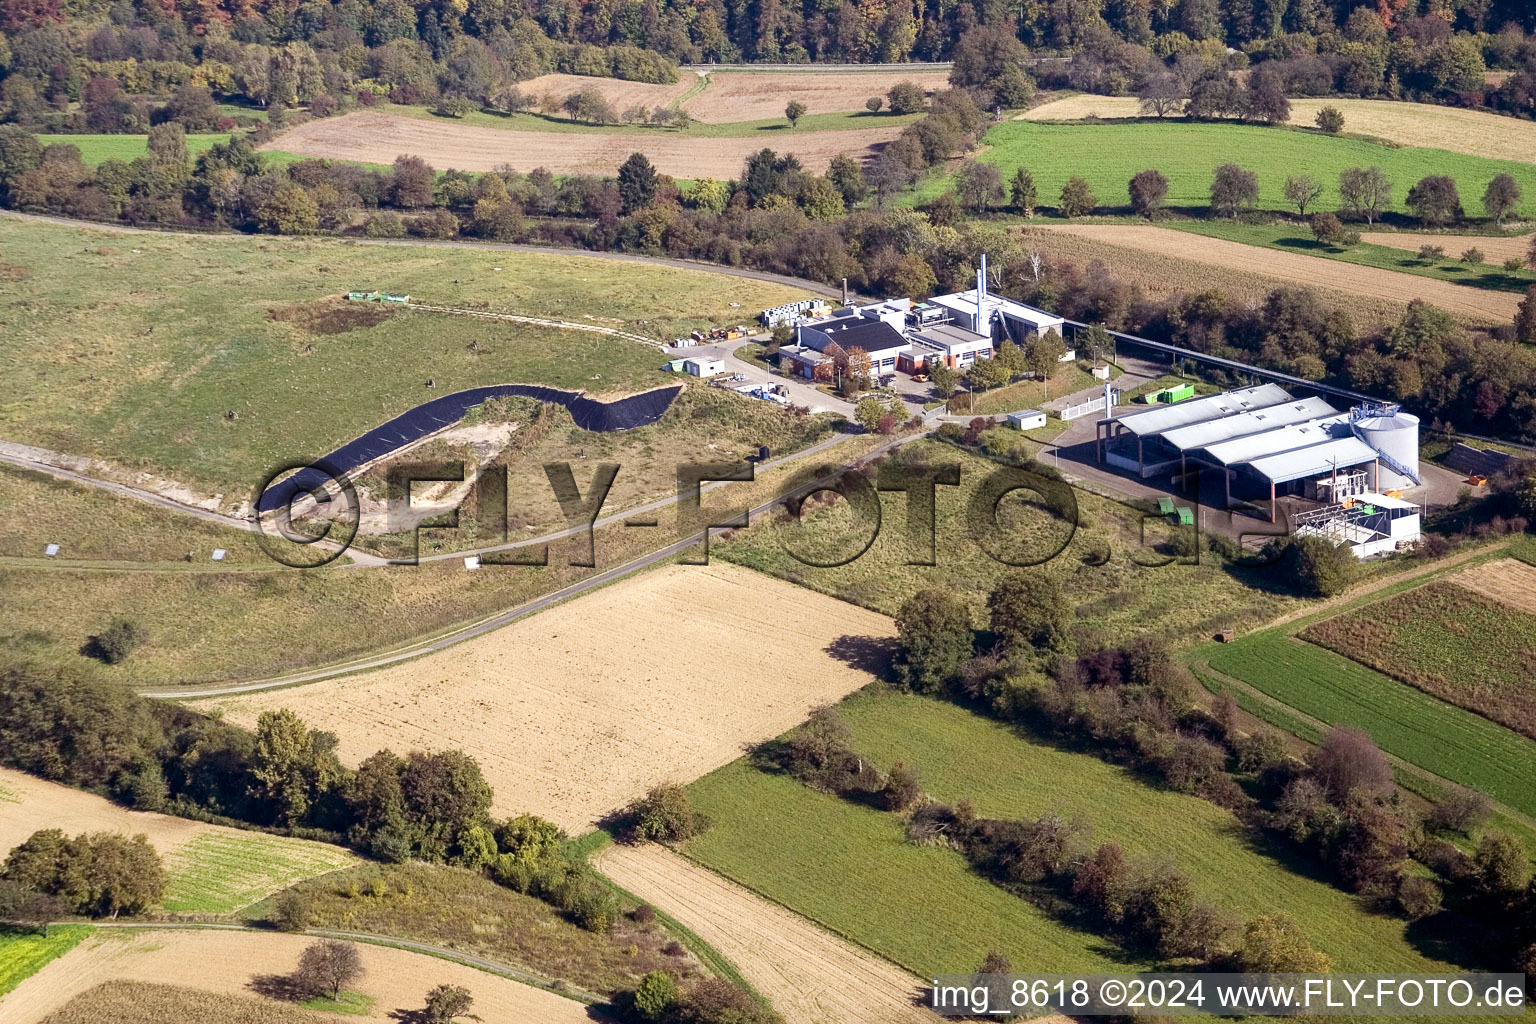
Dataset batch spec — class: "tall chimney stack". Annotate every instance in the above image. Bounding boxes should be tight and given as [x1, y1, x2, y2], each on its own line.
[841, 278, 848, 306]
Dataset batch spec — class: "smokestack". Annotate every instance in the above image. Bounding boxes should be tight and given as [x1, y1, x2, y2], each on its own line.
[841, 278, 848, 306]
[1104, 380, 1114, 419]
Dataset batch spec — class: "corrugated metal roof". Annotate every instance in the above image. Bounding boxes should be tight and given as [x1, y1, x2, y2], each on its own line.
[930, 291, 1064, 330]
[1159, 396, 1339, 451]
[1245, 437, 1380, 484]
[1200, 414, 1350, 466]
[1111, 384, 1293, 436]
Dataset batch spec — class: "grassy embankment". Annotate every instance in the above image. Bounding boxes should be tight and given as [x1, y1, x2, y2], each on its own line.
[716, 439, 1309, 650]
[0, 216, 808, 498]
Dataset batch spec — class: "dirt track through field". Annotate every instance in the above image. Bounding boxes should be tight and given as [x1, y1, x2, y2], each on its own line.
[196, 562, 897, 831]
[1449, 557, 1536, 616]
[685, 71, 952, 122]
[263, 111, 898, 177]
[1360, 231, 1533, 266]
[1034, 224, 1518, 323]
[0, 929, 593, 1024]
[596, 844, 940, 1024]
[1020, 95, 1536, 163]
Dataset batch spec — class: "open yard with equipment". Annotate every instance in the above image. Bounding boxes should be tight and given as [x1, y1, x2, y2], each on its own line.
[0, 216, 809, 499]
[0, 928, 594, 1024]
[680, 691, 1455, 982]
[1300, 581, 1536, 742]
[0, 768, 356, 914]
[261, 111, 901, 177]
[1033, 224, 1518, 324]
[926, 119, 1536, 220]
[195, 562, 897, 831]
[1020, 95, 1536, 165]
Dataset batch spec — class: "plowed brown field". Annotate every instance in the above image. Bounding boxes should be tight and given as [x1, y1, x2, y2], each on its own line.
[517, 73, 696, 113]
[263, 111, 896, 176]
[1450, 557, 1536, 616]
[685, 71, 951, 122]
[2, 929, 593, 1024]
[1360, 231, 1533, 266]
[1033, 224, 1518, 324]
[596, 844, 939, 1024]
[1020, 95, 1536, 163]
[197, 563, 896, 831]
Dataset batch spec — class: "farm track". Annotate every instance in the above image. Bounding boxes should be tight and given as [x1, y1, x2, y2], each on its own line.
[1035, 224, 1519, 323]
[406, 302, 663, 346]
[594, 844, 944, 1024]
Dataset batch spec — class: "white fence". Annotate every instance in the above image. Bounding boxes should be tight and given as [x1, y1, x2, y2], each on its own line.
[1059, 395, 1113, 421]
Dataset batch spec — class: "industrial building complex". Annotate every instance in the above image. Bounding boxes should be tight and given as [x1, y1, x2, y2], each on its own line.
[1095, 384, 1425, 556]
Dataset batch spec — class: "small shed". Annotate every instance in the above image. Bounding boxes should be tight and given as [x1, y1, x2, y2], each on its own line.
[663, 359, 687, 372]
[683, 356, 726, 377]
[1008, 409, 1047, 430]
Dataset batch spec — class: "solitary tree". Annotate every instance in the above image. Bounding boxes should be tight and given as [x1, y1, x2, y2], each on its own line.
[1406, 175, 1462, 227]
[988, 574, 1067, 655]
[1314, 105, 1345, 134]
[955, 159, 1003, 211]
[1243, 66, 1290, 125]
[616, 152, 658, 213]
[297, 939, 364, 1001]
[887, 80, 926, 114]
[1128, 169, 1169, 218]
[1482, 173, 1522, 225]
[894, 589, 974, 694]
[1210, 163, 1259, 218]
[1338, 167, 1391, 224]
[865, 96, 883, 113]
[273, 890, 311, 932]
[424, 984, 475, 1023]
[928, 361, 959, 398]
[1010, 166, 1038, 217]
[1028, 329, 1067, 380]
[784, 100, 807, 128]
[1283, 173, 1323, 215]
[1059, 176, 1096, 218]
[1137, 72, 1183, 117]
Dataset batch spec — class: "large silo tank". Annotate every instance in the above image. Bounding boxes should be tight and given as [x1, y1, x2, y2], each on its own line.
[1354, 410, 1420, 490]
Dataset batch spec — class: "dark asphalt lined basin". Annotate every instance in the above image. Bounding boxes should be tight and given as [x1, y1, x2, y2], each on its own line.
[256, 383, 682, 513]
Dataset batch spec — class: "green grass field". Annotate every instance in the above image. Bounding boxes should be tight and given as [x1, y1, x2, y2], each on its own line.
[920, 120, 1536, 218]
[1300, 582, 1536, 743]
[0, 216, 808, 497]
[1200, 631, 1536, 817]
[716, 440, 1307, 650]
[161, 831, 357, 914]
[300, 991, 375, 1015]
[0, 925, 91, 997]
[39, 133, 231, 166]
[684, 691, 1453, 980]
[1170, 221, 1536, 293]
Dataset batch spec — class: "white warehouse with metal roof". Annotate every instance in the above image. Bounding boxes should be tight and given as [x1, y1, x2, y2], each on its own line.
[1095, 385, 1423, 531]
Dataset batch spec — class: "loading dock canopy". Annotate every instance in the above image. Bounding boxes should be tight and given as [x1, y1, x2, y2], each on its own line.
[1244, 437, 1380, 484]
[1108, 384, 1293, 437]
[1199, 414, 1350, 467]
[1158, 396, 1339, 453]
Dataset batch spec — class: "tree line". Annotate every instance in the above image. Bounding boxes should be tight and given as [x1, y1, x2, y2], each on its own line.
[0, 659, 610, 933]
[886, 569, 1536, 980]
